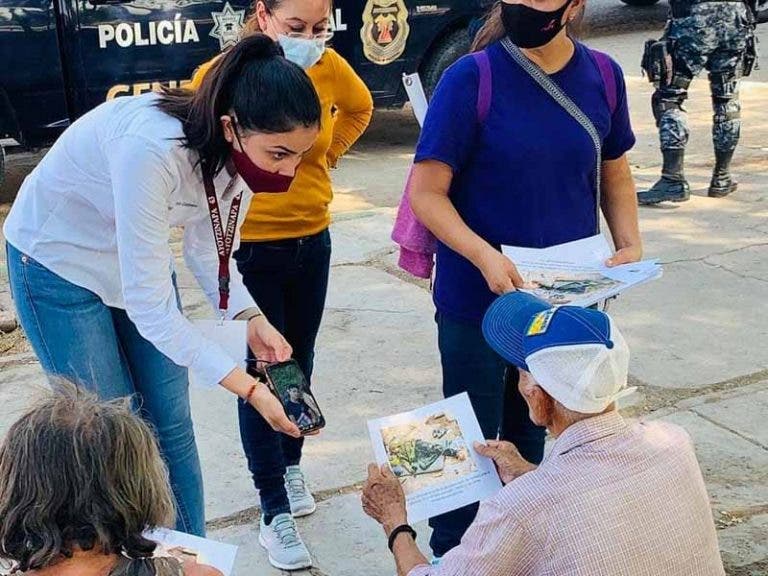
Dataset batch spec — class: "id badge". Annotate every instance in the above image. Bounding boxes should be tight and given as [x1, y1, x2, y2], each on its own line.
[188, 319, 248, 387]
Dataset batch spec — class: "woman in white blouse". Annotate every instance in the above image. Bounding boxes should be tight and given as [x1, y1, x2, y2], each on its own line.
[3, 35, 321, 536]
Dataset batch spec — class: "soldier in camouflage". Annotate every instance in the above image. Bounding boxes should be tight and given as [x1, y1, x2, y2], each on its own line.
[638, 1, 755, 204]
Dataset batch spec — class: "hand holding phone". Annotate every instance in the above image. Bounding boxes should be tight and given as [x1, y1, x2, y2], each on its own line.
[261, 360, 326, 435]
[222, 367, 301, 438]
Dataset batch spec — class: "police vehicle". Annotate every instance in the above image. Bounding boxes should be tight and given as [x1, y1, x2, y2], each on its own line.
[0, 0, 493, 184]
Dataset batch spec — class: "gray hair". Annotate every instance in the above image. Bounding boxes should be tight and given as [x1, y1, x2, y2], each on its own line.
[0, 385, 175, 572]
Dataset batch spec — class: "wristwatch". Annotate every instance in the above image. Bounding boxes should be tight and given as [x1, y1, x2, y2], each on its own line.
[388, 524, 417, 553]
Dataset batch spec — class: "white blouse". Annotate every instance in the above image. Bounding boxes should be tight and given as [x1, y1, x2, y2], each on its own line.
[4, 93, 256, 387]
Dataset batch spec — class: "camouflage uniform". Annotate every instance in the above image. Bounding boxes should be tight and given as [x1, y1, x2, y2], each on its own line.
[639, 1, 754, 203]
[656, 2, 752, 152]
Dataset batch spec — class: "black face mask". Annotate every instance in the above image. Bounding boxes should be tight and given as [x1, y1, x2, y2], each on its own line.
[501, 0, 573, 49]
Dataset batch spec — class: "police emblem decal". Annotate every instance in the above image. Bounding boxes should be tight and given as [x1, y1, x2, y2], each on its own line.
[361, 0, 410, 66]
[210, 2, 245, 51]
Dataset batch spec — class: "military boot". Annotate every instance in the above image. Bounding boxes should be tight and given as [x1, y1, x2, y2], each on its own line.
[708, 150, 738, 198]
[637, 149, 691, 205]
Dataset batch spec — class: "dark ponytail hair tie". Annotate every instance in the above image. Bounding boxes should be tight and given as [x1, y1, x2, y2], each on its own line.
[155, 32, 320, 177]
[228, 33, 284, 73]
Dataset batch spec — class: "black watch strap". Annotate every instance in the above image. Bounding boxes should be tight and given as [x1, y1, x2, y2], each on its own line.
[388, 524, 417, 552]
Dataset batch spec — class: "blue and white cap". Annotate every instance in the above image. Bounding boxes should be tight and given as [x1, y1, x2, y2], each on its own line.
[482, 292, 635, 414]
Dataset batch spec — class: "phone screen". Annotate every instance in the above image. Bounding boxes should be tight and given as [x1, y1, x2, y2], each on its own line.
[266, 362, 325, 433]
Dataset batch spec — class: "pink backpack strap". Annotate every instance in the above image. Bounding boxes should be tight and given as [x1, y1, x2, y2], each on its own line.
[472, 50, 492, 124]
[589, 49, 618, 116]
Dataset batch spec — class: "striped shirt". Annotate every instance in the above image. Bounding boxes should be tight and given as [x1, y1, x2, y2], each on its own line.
[410, 411, 724, 576]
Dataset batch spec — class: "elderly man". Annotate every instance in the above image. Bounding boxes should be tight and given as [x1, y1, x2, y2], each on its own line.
[362, 292, 724, 576]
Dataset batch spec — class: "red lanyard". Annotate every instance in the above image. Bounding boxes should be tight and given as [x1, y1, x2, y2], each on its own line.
[203, 171, 243, 314]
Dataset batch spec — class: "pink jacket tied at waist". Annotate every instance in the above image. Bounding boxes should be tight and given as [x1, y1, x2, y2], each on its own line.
[391, 50, 493, 280]
[391, 166, 437, 279]
[391, 47, 618, 280]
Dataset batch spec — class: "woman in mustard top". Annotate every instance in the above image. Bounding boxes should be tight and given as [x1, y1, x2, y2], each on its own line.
[190, 0, 372, 570]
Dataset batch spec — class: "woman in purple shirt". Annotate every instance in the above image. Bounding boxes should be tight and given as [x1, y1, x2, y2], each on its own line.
[410, 0, 643, 559]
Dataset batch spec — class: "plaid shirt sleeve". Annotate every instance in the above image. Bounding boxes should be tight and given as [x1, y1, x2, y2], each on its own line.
[408, 498, 539, 576]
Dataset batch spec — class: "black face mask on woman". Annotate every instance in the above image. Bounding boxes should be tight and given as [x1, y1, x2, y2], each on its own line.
[501, 0, 574, 50]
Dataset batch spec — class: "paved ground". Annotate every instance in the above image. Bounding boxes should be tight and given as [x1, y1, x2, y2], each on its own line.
[1, 28, 767, 576]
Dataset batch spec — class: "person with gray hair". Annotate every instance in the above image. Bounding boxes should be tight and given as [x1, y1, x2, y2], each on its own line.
[0, 388, 222, 576]
[362, 292, 725, 576]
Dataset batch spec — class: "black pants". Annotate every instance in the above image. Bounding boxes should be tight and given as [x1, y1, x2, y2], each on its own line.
[234, 229, 332, 517]
[428, 314, 546, 558]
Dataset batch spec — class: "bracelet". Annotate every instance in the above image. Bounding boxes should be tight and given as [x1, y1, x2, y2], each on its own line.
[387, 524, 417, 553]
[243, 383, 258, 404]
[234, 308, 262, 323]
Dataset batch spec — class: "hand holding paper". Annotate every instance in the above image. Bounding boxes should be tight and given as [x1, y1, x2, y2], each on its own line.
[477, 245, 526, 295]
[367, 393, 502, 523]
[474, 440, 537, 485]
[502, 235, 662, 308]
[362, 463, 409, 535]
[606, 244, 644, 267]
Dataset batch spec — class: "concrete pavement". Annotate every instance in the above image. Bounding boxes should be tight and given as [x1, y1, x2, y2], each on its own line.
[1, 37, 768, 576]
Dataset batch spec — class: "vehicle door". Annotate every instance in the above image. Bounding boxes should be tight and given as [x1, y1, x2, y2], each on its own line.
[64, 0, 251, 115]
[0, 0, 69, 145]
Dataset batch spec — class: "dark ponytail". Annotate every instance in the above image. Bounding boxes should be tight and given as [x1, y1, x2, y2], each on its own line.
[156, 33, 321, 176]
[471, 2, 505, 52]
[471, 0, 586, 52]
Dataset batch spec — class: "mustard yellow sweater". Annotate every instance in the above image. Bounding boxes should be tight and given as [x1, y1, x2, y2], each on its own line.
[190, 48, 373, 241]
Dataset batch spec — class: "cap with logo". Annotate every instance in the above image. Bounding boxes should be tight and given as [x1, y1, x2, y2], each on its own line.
[482, 292, 635, 414]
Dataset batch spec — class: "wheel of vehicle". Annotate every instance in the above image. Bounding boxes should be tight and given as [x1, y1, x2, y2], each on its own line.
[619, 0, 661, 6]
[758, 2, 768, 23]
[421, 28, 471, 100]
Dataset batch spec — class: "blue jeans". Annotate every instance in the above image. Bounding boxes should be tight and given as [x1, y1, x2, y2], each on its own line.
[234, 229, 331, 517]
[428, 313, 546, 558]
[6, 242, 206, 536]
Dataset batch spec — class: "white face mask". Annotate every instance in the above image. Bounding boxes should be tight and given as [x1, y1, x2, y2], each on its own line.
[278, 34, 326, 69]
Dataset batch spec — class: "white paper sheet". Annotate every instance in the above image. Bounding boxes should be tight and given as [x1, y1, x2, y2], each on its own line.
[502, 235, 662, 308]
[147, 528, 238, 575]
[402, 73, 429, 127]
[368, 393, 503, 524]
[189, 319, 248, 387]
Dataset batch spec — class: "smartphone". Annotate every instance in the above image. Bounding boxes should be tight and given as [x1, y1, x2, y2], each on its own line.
[263, 360, 325, 435]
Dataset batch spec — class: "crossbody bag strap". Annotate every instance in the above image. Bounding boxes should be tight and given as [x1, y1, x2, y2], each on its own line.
[500, 38, 603, 232]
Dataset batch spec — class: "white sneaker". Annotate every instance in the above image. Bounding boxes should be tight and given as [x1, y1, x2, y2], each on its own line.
[258, 513, 312, 570]
[285, 465, 317, 518]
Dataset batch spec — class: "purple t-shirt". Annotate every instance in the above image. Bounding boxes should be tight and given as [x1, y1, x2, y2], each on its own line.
[415, 41, 636, 324]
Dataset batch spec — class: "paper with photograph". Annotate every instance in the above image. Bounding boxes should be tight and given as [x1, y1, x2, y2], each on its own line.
[368, 393, 503, 523]
[502, 235, 662, 307]
[147, 528, 238, 575]
[0, 531, 239, 576]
